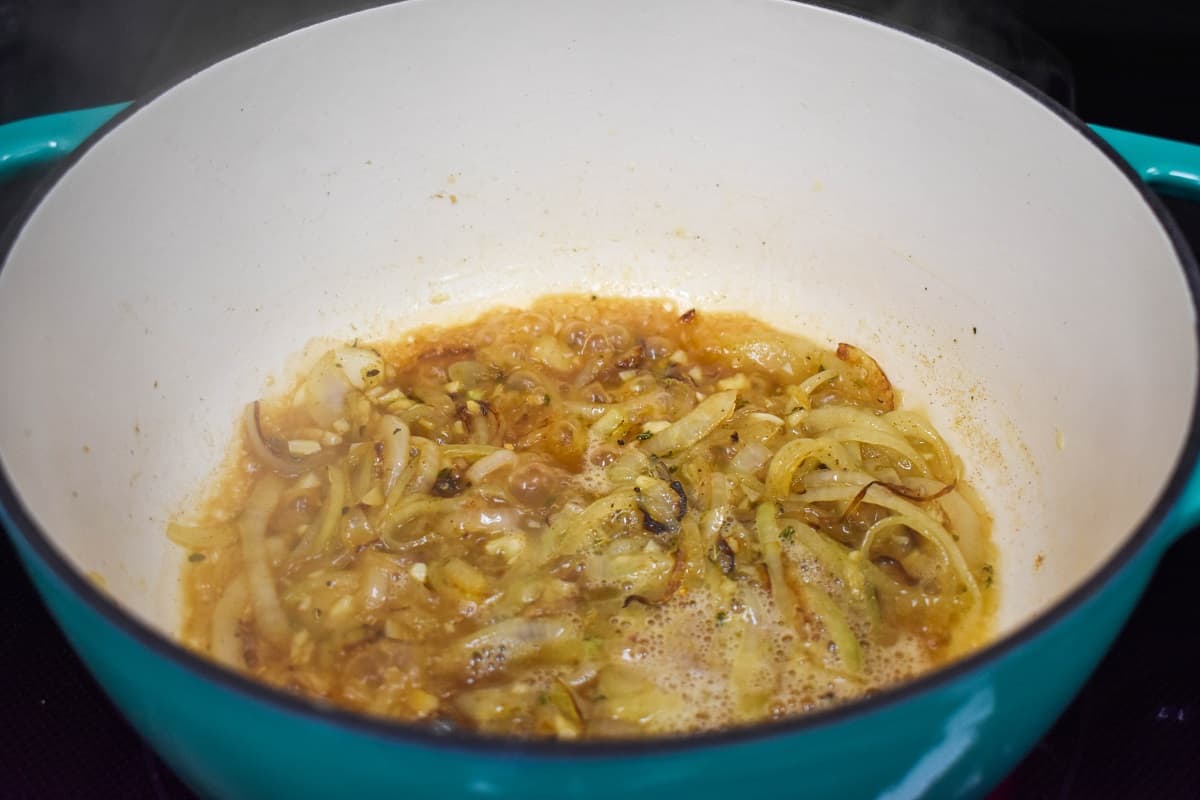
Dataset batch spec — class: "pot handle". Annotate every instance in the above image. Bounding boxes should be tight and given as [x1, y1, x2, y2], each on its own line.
[1153, 463, 1200, 554]
[0, 110, 1197, 526]
[0, 103, 128, 182]
[1, 105, 1198, 199]
[1090, 125, 1200, 201]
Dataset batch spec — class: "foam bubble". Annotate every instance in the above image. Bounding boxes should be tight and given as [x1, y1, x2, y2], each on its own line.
[583, 578, 943, 735]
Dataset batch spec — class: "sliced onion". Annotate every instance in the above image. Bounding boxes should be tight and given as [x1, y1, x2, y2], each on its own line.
[930, 484, 986, 571]
[379, 495, 452, 550]
[360, 559, 392, 612]
[530, 335, 577, 372]
[851, 487, 980, 605]
[553, 488, 640, 554]
[408, 437, 441, 495]
[799, 582, 864, 675]
[699, 505, 732, 548]
[465, 449, 517, 485]
[710, 472, 733, 508]
[802, 469, 873, 491]
[441, 444, 502, 461]
[167, 521, 236, 550]
[605, 450, 649, 486]
[238, 475, 291, 647]
[589, 408, 628, 442]
[377, 415, 411, 494]
[244, 402, 334, 477]
[798, 368, 838, 397]
[301, 352, 354, 427]
[210, 575, 248, 668]
[823, 425, 926, 475]
[333, 346, 386, 390]
[841, 478, 955, 521]
[730, 611, 779, 716]
[450, 615, 581, 671]
[765, 437, 856, 498]
[888, 411, 956, 483]
[441, 504, 523, 536]
[729, 442, 772, 476]
[470, 411, 492, 445]
[291, 465, 347, 560]
[803, 406, 894, 436]
[342, 506, 375, 548]
[642, 390, 736, 456]
[564, 401, 609, 421]
[448, 360, 491, 388]
[754, 502, 796, 625]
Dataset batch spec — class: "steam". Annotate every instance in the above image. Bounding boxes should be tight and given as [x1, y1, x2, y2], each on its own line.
[825, 0, 1076, 107]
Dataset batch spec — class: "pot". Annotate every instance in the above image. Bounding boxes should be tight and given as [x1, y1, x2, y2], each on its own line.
[2, 1, 1199, 798]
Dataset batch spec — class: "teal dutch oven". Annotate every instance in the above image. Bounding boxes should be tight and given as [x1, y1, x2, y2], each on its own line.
[2, 1, 1200, 798]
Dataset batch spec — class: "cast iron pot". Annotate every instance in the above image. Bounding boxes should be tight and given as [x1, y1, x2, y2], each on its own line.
[2, 1, 1200, 798]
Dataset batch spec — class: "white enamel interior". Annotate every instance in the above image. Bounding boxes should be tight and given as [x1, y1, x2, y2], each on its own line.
[0, 0, 1194, 647]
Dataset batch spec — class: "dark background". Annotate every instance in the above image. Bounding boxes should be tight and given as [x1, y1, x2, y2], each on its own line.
[1, 1, 1198, 797]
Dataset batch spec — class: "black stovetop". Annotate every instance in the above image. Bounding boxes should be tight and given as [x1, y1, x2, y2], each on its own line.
[1, 2, 1198, 798]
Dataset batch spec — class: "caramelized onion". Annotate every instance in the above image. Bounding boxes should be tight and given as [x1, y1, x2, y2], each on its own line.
[841, 479, 957, 522]
[172, 296, 994, 739]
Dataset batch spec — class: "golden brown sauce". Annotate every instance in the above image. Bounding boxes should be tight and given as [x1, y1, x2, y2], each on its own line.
[173, 296, 995, 738]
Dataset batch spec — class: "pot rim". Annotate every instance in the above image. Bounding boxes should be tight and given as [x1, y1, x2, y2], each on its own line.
[1, 0, 1198, 759]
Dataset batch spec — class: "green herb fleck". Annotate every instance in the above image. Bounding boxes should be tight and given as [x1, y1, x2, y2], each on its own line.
[188, 552, 205, 563]
[542, 393, 551, 406]
[637, 431, 654, 441]
[780, 526, 796, 543]
[715, 610, 729, 626]
[982, 563, 994, 587]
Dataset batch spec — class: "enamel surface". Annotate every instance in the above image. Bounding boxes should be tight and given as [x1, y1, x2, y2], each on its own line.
[0, 2, 1193, 789]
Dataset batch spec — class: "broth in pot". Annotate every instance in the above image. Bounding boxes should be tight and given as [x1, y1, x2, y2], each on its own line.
[170, 295, 995, 739]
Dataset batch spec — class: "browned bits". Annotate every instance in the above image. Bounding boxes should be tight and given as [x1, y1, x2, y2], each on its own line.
[432, 467, 466, 497]
[711, 537, 736, 576]
[615, 344, 645, 370]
